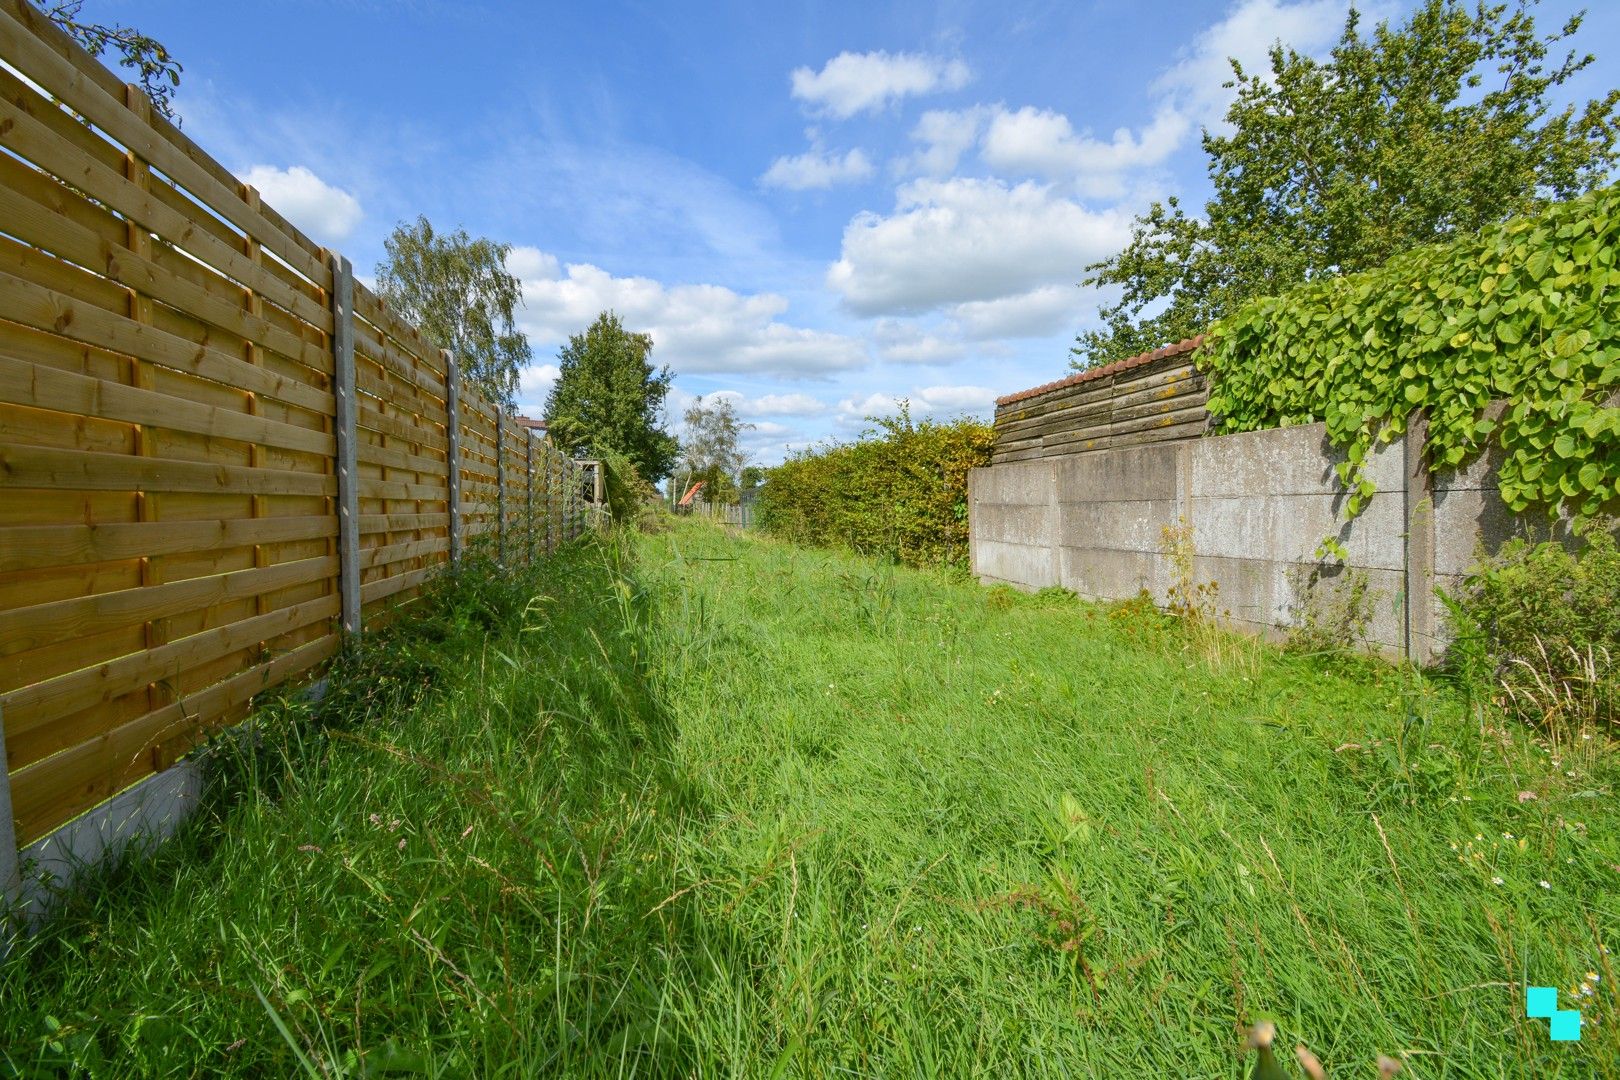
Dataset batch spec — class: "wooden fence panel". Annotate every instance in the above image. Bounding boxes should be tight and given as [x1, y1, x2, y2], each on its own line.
[0, 5, 596, 853]
[991, 346, 1209, 464]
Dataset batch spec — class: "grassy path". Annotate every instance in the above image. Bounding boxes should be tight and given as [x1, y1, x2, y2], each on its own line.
[2, 523, 1615, 1076]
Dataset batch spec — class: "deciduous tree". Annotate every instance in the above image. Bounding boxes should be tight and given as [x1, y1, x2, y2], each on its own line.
[375, 217, 531, 406]
[1074, 0, 1620, 369]
[680, 396, 753, 505]
[543, 312, 680, 481]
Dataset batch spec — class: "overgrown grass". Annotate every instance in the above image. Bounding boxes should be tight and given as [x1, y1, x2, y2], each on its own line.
[2, 523, 1616, 1076]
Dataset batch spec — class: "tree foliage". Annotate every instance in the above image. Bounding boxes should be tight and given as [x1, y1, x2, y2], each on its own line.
[375, 217, 531, 407]
[543, 312, 680, 482]
[679, 396, 752, 505]
[44, 1, 182, 122]
[758, 406, 995, 569]
[1075, 0, 1620, 369]
[1201, 184, 1620, 524]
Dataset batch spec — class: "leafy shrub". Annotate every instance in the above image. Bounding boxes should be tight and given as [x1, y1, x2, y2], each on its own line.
[597, 447, 665, 531]
[757, 407, 994, 568]
[1201, 184, 1620, 523]
[1442, 521, 1620, 732]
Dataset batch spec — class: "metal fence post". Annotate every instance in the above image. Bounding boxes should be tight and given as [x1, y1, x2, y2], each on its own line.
[495, 406, 506, 564]
[330, 254, 361, 637]
[444, 351, 463, 567]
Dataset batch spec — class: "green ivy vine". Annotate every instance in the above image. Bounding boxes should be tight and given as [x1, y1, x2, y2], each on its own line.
[1199, 185, 1620, 523]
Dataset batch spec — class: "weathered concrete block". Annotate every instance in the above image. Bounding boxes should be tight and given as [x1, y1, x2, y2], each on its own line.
[1059, 498, 1178, 554]
[970, 462, 1054, 506]
[1054, 443, 1179, 503]
[975, 540, 1057, 589]
[1191, 423, 1404, 498]
[1434, 440, 1508, 493]
[1060, 546, 1166, 602]
[1191, 491, 1405, 570]
[974, 503, 1055, 546]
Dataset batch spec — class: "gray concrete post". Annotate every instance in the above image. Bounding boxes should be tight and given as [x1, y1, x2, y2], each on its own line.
[330, 255, 361, 637]
[0, 702, 20, 930]
[494, 406, 506, 564]
[444, 351, 463, 566]
[1403, 411, 1437, 664]
[526, 431, 535, 565]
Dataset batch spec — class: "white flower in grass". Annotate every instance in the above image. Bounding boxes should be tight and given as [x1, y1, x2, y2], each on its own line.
[1491, 876, 1504, 886]
[1539, 880, 1551, 889]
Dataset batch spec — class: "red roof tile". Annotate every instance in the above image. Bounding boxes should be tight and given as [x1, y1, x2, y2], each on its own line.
[994, 335, 1205, 408]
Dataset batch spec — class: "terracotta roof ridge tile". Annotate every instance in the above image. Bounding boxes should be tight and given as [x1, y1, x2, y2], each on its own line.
[994, 335, 1205, 408]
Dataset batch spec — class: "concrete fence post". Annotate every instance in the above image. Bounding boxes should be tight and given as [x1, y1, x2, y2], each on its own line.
[444, 351, 463, 567]
[330, 254, 361, 637]
[545, 447, 556, 553]
[1403, 410, 1438, 664]
[525, 431, 535, 565]
[495, 406, 506, 564]
[0, 701, 20, 933]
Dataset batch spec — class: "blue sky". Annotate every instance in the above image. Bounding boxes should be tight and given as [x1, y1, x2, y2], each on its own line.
[102, 0, 1620, 464]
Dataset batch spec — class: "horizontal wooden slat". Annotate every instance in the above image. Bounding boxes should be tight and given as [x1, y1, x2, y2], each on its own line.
[356, 401, 448, 451]
[358, 537, 447, 572]
[353, 283, 444, 376]
[360, 564, 435, 606]
[0, 266, 334, 415]
[0, 5, 329, 287]
[2, 593, 339, 753]
[0, 443, 335, 497]
[355, 475, 447, 502]
[358, 512, 449, 534]
[0, 355, 334, 458]
[0, 150, 331, 378]
[0, 85, 331, 334]
[0, 514, 334, 574]
[0, 554, 336, 658]
[9, 633, 339, 845]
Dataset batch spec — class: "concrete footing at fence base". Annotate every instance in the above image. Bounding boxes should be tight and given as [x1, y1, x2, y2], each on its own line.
[968, 418, 1554, 662]
[0, 678, 323, 953]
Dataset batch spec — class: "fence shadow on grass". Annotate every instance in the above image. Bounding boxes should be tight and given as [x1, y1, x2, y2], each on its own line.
[0, 530, 720, 1077]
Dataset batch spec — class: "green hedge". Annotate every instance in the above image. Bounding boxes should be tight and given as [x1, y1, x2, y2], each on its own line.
[1202, 185, 1620, 522]
[757, 412, 994, 568]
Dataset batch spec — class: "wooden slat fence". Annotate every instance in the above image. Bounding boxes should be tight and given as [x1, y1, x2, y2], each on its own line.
[992, 339, 1210, 464]
[0, 1, 595, 854]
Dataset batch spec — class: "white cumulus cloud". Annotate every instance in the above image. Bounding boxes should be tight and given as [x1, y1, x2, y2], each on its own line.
[790, 51, 971, 119]
[515, 363, 562, 415]
[1154, 0, 1350, 130]
[740, 392, 830, 417]
[826, 178, 1131, 315]
[980, 105, 1188, 194]
[241, 164, 361, 243]
[836, 384, 997, 425]
[762, 146, 876, 190]
[901, 106, 992, 176]
[951, 285, 1091, 340]
[873, 319, 967, 365]
[509, 249, 868, 379]
[890, 1, 1349, 194]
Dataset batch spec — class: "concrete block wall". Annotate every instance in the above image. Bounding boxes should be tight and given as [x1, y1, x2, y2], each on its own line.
[969, 419, 1544, 661]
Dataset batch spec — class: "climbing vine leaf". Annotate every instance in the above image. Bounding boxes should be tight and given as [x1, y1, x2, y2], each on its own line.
[1199, 185, 1620, 523]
